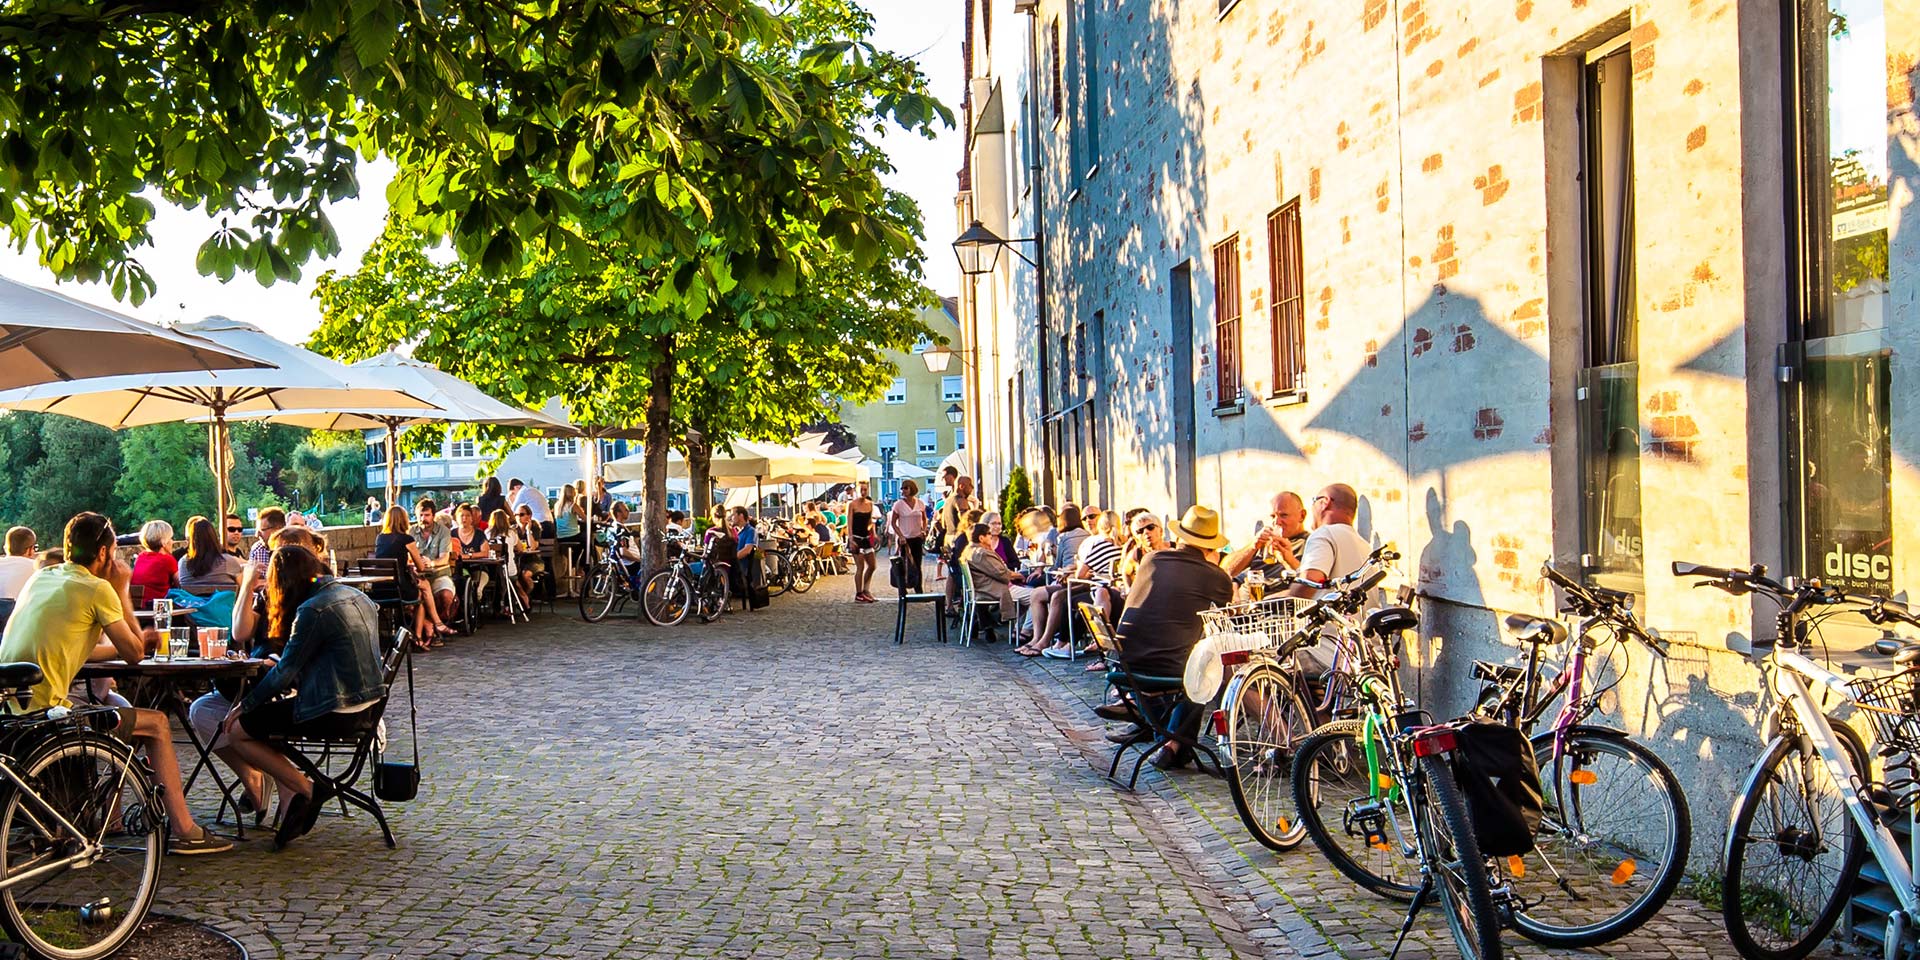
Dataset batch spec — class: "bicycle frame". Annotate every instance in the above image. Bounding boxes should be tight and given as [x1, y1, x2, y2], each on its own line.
[1761, 647, 1920, 920]
[0, 733, 136, 892]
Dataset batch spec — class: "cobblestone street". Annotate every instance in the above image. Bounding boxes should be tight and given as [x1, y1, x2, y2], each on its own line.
[154, 583, 1767, 960]
[162, 588, 1277, 960]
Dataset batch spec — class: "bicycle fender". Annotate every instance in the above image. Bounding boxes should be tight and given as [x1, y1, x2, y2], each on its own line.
[1528, 723, 1633, 748]
[1725, 735, 1793, 866]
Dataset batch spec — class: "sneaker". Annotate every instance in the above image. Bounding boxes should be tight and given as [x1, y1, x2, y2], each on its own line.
[1040, 644, 1073, 659]
[170, 826, 233, 856]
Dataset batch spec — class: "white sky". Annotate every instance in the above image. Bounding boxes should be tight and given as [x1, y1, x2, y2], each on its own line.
[0, 0, 962, 343]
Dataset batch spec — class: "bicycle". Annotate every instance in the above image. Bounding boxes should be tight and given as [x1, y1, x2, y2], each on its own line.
[1673, 560, 1920, 960]
[0, 672, 166, 960]
[1291, 599, 1504, 960]
[1470, 562, 1691, 947]
[1202, 544, 1397, 853]
[580, 526, 642, 623]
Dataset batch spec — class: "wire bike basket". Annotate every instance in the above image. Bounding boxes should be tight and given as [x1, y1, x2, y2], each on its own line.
[1198, 596, 1301, 647]
[1849, 669, 1920, 754]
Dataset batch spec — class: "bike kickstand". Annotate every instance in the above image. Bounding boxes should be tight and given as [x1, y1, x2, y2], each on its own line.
[1386, 878, 1434, 960]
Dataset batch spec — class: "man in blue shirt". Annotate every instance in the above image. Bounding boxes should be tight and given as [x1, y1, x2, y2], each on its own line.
[729, 507, 765, 610]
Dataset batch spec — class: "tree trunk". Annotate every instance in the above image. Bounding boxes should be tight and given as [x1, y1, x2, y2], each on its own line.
[686, 429, 713, 520]
[640, 336, 674, 574]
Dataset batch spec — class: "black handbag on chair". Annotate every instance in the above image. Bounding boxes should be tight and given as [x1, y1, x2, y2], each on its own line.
[373, 645, 420, 803]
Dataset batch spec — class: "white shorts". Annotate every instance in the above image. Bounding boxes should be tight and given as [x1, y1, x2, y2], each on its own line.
[430, 575, 455, 595]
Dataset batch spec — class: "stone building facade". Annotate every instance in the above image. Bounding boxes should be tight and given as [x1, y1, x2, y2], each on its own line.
[956, 0, 1920, 862]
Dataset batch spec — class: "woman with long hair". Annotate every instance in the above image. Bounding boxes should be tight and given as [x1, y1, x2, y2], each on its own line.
[886, 478, 928, 592]
[553, 483, 586, 595]
[374, 505, 450, 648]
[179, 515, 245, 591]
[219, 544, 385, 849]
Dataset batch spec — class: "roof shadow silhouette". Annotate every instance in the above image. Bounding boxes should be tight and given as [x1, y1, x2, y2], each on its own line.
[1306, 286, 1548, 476]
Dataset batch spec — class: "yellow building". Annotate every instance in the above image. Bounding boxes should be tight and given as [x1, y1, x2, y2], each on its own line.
[833, 298, 963, 500]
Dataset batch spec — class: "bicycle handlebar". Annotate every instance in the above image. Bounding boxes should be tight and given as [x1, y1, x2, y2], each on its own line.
[1540, 561, 1667, 656]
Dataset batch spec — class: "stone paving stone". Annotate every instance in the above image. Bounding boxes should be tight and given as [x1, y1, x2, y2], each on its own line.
[157, 589, 1275, 959]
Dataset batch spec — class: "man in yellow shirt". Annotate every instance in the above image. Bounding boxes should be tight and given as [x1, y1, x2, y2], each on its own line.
[0, 513, 231, 855]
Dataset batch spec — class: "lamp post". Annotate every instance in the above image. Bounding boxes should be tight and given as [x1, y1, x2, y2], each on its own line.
[945, 402, 963, 424]
[951, 218, 1046, 498]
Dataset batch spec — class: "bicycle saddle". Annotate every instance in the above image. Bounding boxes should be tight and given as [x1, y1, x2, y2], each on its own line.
[0, 662, 43, 689]
[1363, 606, 1419, 637]
[1872, 637, 1920, 665]
[1503, 613, 1569, 646]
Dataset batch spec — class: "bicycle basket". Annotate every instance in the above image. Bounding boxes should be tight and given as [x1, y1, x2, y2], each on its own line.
[1849, 670, 1920, 754]
[1197, 596, 1299, 648]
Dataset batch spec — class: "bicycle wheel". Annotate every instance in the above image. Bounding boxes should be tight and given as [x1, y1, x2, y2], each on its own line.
[791, 551, 817, 593]
[1223, 664, 1313, 851]
[697, 568, 729, 623]
[0, 729, 162, 960]
[1722, 728, 1868, 960]
[1416, 752, 1504, 960]
[1507, 728, 1691, 947]
[642, 569, 692, 627]
[1292, 720, 1420, 899]
[580, 560, 622, 623]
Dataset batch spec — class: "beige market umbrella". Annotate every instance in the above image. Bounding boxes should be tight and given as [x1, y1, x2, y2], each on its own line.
[221, 352, 580, 508]
[0, 276, 272, 389]
[0, 317, 431, 522]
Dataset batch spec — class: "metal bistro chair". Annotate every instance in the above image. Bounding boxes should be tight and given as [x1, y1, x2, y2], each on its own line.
[275, 627, 414, 849]
[1078, 602, 1225, 789]
[892, 551, 947, 645]
[956, 559, 1003, 648]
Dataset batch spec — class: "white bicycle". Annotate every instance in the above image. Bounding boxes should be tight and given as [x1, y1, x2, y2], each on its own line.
[1674, 560, 1920, 960]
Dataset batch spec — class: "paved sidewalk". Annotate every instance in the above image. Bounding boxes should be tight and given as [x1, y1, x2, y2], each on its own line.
[161, 588, 1282, 959]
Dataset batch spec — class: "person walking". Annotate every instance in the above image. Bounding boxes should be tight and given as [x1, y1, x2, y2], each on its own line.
[846, 482, 879, 603]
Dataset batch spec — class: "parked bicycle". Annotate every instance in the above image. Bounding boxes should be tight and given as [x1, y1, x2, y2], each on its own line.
[1291, 598, 1503, 960]
[1674, 560, 1920, 960]
[580, 524, 643, 623]
[1203, 544, 1397, 852]
[1471, 563, 1691, 947]
[643, 536, 729, 626]
[0, 665, 166, 960]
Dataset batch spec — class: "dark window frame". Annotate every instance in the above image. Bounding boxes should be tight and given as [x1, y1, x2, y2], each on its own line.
[1212, 235, 1243, 407]
[1265, 200, 1305, 399]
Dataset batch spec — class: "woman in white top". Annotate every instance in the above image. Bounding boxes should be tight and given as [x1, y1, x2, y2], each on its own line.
[886, 479, 929, 592]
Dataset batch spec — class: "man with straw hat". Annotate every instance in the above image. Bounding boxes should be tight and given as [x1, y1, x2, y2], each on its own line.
[1111, 504, 1234, 770]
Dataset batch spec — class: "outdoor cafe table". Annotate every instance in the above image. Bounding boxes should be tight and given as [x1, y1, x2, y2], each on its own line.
[77, 657, 269, 837]
[455, 555, 527, 622]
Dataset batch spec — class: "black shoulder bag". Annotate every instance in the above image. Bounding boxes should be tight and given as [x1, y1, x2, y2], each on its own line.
[373, 645, 421, 802]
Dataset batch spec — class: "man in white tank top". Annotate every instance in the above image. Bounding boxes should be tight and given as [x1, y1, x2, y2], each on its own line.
[1286, 483, 1370, 597]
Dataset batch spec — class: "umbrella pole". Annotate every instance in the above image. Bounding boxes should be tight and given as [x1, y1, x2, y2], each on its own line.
[583, 428, 598, 576]
[385, 422, 399, 510]
[211, 408, 233, 529]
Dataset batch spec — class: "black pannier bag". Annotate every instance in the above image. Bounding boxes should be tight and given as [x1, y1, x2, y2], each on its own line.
[1450, 720, 1544, 857]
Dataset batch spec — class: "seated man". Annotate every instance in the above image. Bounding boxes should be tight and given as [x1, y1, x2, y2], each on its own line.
[1223, 491, 1310, 580]
[0, 513, 231, 854]
[1111, 505, 1234, 770]
[411, 498, 457, 629]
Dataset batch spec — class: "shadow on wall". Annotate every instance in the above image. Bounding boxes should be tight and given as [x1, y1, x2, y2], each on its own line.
[1410, 485, 1500, 717]
[1306, 287, 1547, 476]
[1075, 1, 1212, 509]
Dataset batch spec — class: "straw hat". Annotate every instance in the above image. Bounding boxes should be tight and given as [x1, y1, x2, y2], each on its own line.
[1172, 505, 1230, 551]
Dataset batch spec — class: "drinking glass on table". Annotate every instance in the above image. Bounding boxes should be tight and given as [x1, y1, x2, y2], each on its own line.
[1246, 569, 1266, 602]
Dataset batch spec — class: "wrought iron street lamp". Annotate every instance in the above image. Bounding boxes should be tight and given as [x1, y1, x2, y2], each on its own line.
[951, 220, 1037, 278]
[945, 402, 964, 424]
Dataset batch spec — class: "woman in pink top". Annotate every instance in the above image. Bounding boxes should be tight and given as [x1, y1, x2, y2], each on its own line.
[886, 479, 929, 592]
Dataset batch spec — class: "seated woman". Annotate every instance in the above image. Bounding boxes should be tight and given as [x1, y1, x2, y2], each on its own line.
[219, 544, 386, 849]
[129, 520, 178, 607]
[375, 505, 452, 648]
[962, 522, 1018, 628]
[1019, 509, 1121, 658]
[179, 516, 246, 592]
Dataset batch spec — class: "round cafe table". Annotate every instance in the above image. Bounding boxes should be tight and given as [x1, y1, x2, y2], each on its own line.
[78, 656, 270, 837]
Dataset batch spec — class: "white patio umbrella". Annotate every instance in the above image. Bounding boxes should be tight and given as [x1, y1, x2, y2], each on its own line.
[221, 352, 580, 508]
[605, 440, 859, 517]
[860, 458, 933, 481]
[0, 276, 273, 389]
[0, 317, 432, 523]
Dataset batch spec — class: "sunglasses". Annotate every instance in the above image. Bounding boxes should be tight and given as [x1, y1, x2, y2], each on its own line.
[1132, 524, 1158, 535]
[226, 526, 243, 533]
[1313, 495, 1331, 506]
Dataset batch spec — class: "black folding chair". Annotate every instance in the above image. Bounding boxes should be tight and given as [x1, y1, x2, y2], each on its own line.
[1078, 603, 1225, 789]
[276, 627, 414, 849]
[893, 551, 947, 645]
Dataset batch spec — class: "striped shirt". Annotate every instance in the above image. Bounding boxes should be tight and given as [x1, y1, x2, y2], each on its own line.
[1079, 534, 1122, 580]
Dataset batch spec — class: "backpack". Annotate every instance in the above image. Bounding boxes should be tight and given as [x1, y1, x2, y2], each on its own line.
[1449, 720, 1544, 857]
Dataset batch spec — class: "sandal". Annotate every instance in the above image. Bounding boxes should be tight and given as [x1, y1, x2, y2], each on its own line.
[1016, 647, 1043, 657]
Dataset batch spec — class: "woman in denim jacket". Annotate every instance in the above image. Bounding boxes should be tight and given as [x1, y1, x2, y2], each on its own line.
[221, 545, 387, 848]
